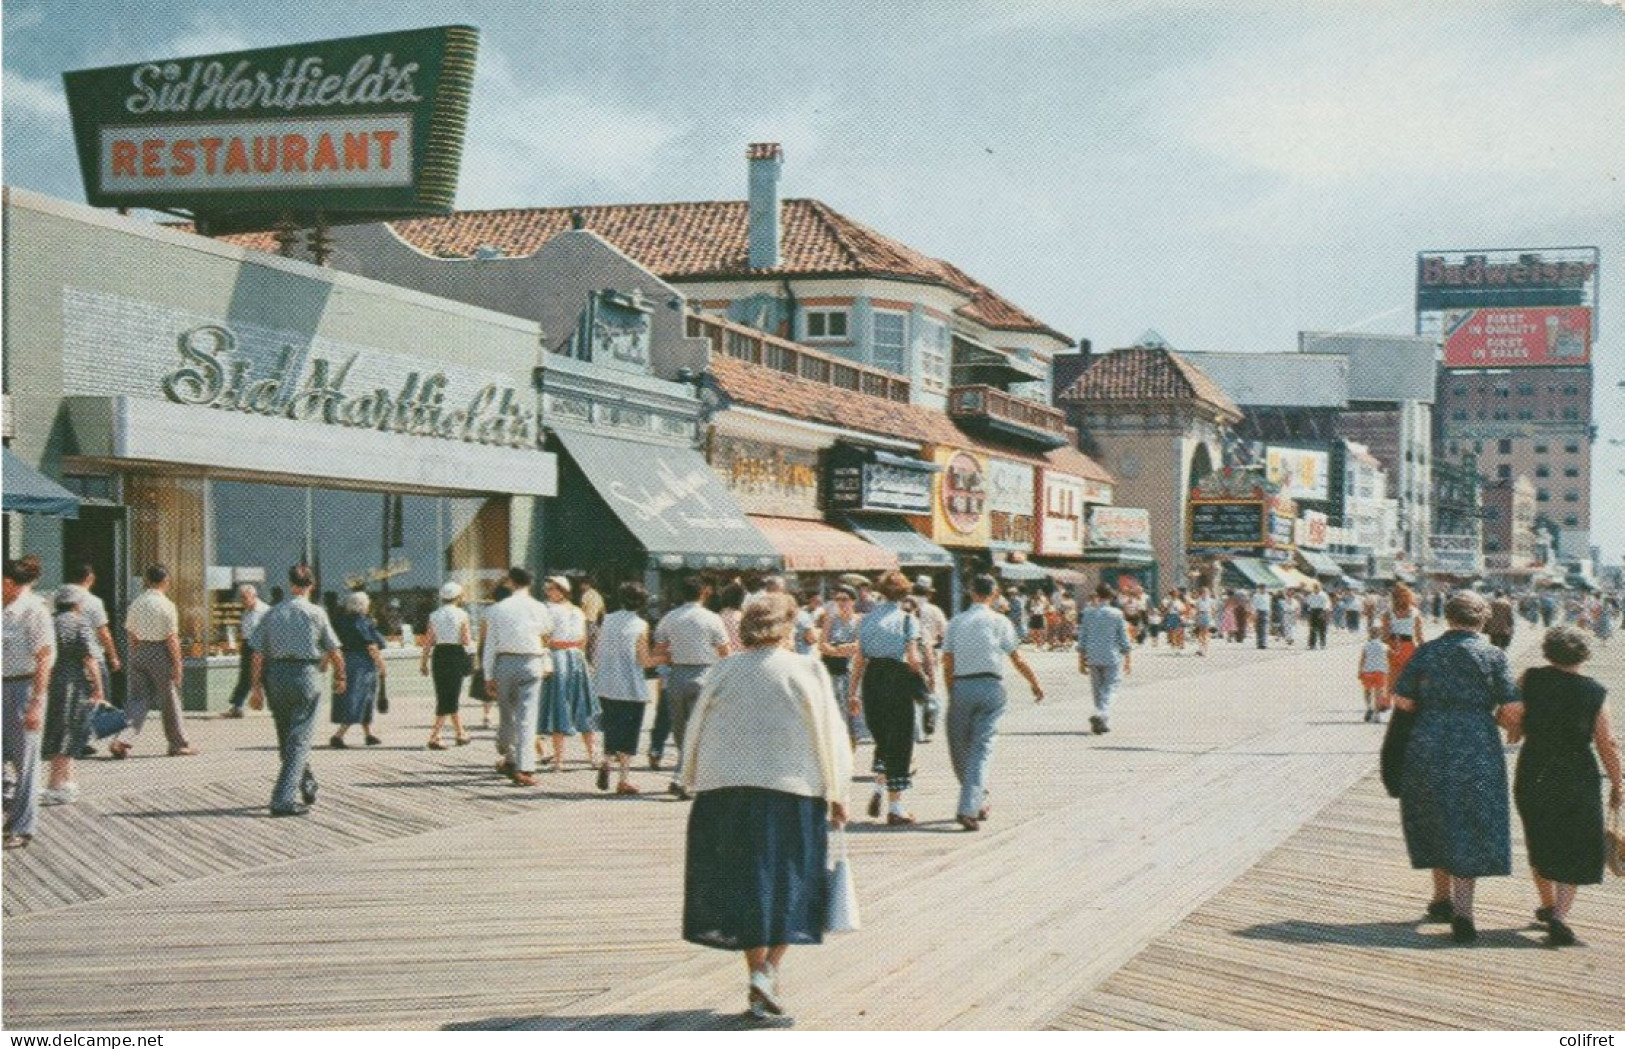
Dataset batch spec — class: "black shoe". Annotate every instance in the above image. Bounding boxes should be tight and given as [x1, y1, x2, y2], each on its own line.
[1425, 899, 1454, 922]
[866, 792, 882, 819]
[269, 804, 310, 817]
[1450, 916, 1477, 944]
[1089, 716, 1106, 735]
[329, 735, 347, 749]
[1547, 920, 1576, 947]
[300, 771, 318, 806]
[1535, 906, 1554, 925]
[596, 764, 611, 792]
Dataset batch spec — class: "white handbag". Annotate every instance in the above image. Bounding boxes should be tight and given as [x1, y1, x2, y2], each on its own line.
[825, 827, 861, 933]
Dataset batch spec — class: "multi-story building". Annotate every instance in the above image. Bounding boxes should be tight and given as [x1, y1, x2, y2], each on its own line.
[1434, 369, 1592, 559]
[1480, 476, 1537, 580]
[1297, 332, 1437, 572]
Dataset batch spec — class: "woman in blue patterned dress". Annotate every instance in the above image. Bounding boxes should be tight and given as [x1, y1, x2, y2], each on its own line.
[1390, 590, 1520, 944]
[331, 591, 387, 748]
[538, 575, 599, 774]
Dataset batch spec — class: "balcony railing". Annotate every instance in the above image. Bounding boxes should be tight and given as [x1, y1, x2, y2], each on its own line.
[686, 312, 911, 404]
[947, 384, 1070, 446]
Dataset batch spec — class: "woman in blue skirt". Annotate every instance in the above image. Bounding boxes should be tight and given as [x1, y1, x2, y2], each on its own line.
[680, 594, 851, 1020]
[538, 576, 599, 774]
[331, 591, 387, 748]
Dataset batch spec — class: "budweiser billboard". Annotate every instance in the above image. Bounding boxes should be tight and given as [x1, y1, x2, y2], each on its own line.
[1441, 307, 1591, 367]
[1416, 248, 1599, 313]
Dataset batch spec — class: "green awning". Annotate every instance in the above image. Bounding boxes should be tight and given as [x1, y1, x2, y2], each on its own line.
[1225, 557, 1285, 589]
[2, 449, 79, 518]
[1298, 549, 1344, 577]
[844, 515, 954, 568]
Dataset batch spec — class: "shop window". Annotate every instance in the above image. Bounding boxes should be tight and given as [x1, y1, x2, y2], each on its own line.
[1535, 443, 1548, 454]
[1516, 409, 1534, 420]
[1494, 386, 1510, 398]
[1497, 465, 1511, 479]
[1492, 410, 1509, 420]
[1516, 384, 1534, 397]
[127, 475, 209, 656]
[871, 310, 908, 375]
[1564, 515, 1579, 527]
[1562, 407, 1579, 420]
[805, 309, 849, 341]
[1498, 438, 1512, 454]
[1452, 385, 1467, 397]
[1562, 385, 1579, 397]
[917, 318, 951, 394]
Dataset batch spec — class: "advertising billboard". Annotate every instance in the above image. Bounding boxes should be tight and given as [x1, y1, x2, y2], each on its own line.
[1087, 506, 1152, 549]
[1039, 471, 1087, 557]
[1416, 248, 1599, 313]
[1264, 446, 1330, 502]
[63, 26, 478, 233]
[1188, 501, 1266, 548]
[923, 447, 989, 547]
[987, 458, 1036, 550]
[1440, 307, 1592, 367]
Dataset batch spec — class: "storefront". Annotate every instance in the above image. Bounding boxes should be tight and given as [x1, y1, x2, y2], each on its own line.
[3, 190, 556, 709]
[987, 457, 1038, 584]
[1082, 505, 1157, 594]
[825, 441, 952, 589]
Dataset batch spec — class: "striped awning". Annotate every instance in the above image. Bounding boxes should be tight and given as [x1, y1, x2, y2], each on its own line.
[747, 516, 898, 573]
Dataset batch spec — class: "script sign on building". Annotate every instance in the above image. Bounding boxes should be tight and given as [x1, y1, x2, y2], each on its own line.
[63, 26, 478, 233]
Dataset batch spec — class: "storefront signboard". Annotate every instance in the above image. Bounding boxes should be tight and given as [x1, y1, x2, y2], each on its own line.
[1264, 445, 1330, 502]
[987, 458, 1035, 550]
[825, 445, 935, 516]
[923, 447, 989, 547]
[63, 26, 479, 233]
[1268, 509, 1295, 553]
[1086, 506, 1152, 550]
[63, 287, 538, 450]
[1296, 509, 1329, 550]
[1039, 471, 1087, 557]
[1189, 500, 1265, 548]
[710, 435, 820, 519]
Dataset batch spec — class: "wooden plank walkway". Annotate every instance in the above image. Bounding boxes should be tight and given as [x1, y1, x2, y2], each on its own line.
[4, 623, 1618, 1030]
[1051, 634, 1625, 1031]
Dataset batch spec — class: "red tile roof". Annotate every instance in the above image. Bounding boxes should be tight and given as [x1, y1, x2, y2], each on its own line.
[706, 355, 1113, 484]
[215, 199, 1072, 344]
[1056, 346, 1241, 420]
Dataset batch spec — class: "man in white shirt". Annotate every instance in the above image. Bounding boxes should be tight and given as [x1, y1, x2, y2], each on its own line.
[653, 575, 730, 798]
[3, 556, 55, 848]
[1304, 584, 1331, 650]
[1250, 587, 1272, 650]
[224, 584, 267, 718]
[118, 565, 195, 758]
[482, 567, 554, 786]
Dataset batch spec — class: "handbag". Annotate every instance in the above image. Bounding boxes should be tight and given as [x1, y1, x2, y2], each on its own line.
[1379, 706, 1416, 799]
[88, 702, 128, 741]
[825, 827, 861, 933]
[375, 674, 390, 715]
[1606, 807, 1625, 878]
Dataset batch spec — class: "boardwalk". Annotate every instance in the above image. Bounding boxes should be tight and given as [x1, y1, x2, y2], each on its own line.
[3, 621, 1620, 1030]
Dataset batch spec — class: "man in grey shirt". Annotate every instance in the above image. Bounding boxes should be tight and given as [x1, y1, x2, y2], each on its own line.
[251, 564, 342, 817]
[224, 584, 267, 718]
[1076, 583, 1133, 735]
[652, 575, 730, 799]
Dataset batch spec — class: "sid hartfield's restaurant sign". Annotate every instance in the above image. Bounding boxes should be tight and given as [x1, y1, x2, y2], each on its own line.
[62, 287, 537, 450]
[62, 26, 478, 232]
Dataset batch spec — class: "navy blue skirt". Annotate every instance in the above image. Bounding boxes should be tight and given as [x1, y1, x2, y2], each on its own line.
[683, 787, 829, 951]
[599, 698, 646, 755]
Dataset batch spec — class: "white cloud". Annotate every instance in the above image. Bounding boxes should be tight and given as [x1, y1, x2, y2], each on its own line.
[165, 17, 252, 58]
[4, 7, 45, 31]
[2, 67, 68, 119]
[455, 47, 689, 207]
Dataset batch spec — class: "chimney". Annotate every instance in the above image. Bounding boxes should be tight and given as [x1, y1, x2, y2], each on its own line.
[747, 142, 783, 270]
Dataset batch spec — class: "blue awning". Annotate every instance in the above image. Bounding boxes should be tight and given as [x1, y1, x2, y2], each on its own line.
[2, 449, 79, 518]
[996, 560, 1047, 581]
[844, 515, 953, 568]
[555, 429, 779, 571]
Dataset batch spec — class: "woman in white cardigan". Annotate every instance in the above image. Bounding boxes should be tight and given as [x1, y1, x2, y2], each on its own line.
[680, 592, 851, 1020]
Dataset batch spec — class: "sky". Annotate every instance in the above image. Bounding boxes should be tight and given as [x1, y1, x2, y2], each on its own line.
[4, 0, 1624, 561]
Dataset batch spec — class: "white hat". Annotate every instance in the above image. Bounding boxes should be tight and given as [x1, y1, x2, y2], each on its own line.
[545, 575, 572, 595]
[439, 581, 463, 601]
[914, 575, 934, 591]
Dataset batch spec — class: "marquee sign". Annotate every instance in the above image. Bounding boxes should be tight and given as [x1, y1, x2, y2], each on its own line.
[63, 26, 478, 234]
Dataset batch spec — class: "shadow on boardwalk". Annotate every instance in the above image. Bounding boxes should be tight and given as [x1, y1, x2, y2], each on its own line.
[445, 1009, 790, 1031]
[1235, 919, 1549, 951]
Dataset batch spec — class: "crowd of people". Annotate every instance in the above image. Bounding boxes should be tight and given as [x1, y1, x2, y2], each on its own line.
[4, 550, 1623, 1011]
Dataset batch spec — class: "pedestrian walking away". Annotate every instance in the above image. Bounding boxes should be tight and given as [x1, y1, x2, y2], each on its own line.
[1503, 627, 1624, 947]
[941, 574, 1044, 831]
[1076, 583, 1133, 735]
[39, 586, 104, 808]
[3, 556, 55, 849]
[223, 584, 267, 717]
[537, 575, 600, 774]
[1357, 626, 1389, 723]
[483, 567, 554, 787]
[819, 586, 867, 747]
[1250, 587, 1271, 649]
[117, 565, 197, 758]
[848, 570, 926, 825]
[329, 592, 388, 748]
[678, 594, 851, 1020]
[249, 564, 342, 817]
[1485, 590, 1516, 651]
[420, 581, 474, 749]
[911, 577, 947, 743]
[593, 582, 666, 794]
[1390, 591, 1519, 944]
[63, 563, 120, 726]
[1385, 583, 1425, 684]
[652, 575, 731, 798]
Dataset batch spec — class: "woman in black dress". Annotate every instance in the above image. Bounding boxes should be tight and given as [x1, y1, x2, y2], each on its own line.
[1507, 626, 1623, 947]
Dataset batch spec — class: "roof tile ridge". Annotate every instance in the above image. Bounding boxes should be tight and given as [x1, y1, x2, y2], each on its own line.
[802, 199, 869, 271]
